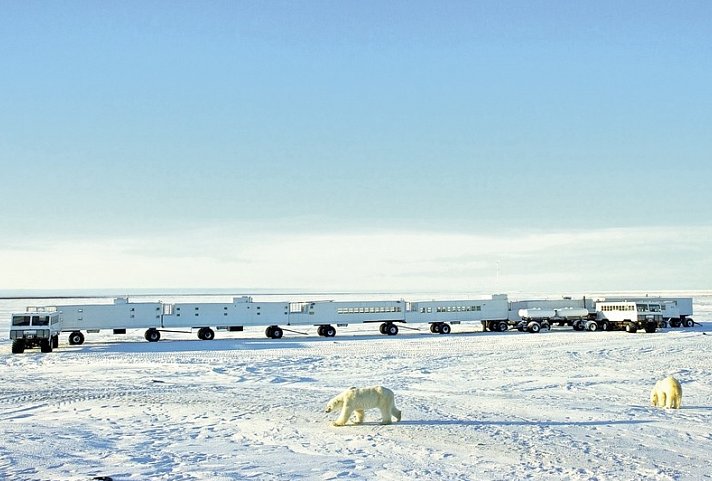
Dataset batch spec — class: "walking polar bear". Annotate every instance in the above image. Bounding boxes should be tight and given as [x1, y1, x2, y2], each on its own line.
[651, 376, 682, 409]
[326, 385, 402, 426]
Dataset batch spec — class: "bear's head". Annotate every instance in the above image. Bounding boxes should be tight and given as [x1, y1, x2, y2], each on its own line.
[325, 395, 343, 413]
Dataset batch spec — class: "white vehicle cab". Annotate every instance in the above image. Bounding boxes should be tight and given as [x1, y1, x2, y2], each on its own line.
[10, 308, 62, 354]
[595, 301, 661, 333]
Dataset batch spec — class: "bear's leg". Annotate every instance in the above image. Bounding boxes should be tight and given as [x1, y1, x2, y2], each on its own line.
[391, 405, 402, 422]
[651, 389, 658, 407]
[353, 410, 365, 424]
[334, 402, 354, 426]
[379, 405, 392, 425]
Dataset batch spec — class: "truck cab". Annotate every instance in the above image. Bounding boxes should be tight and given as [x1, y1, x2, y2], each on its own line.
[10, 308, 62, 354]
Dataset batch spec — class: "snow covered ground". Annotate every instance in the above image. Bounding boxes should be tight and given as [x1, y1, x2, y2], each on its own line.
[1, 293, 711, 481]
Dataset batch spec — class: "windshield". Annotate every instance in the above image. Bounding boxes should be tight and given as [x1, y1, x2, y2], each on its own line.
[12, 315, 31, 326]
[11, 315, 51, 326]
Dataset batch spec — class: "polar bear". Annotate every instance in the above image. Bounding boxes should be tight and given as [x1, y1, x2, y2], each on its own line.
[325, 385, 402, 426]
[651, 376, 682, 409]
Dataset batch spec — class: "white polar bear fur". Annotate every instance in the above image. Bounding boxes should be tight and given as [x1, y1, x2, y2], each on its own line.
[651, 376, 682, 409]
[325, 385, 402, 426]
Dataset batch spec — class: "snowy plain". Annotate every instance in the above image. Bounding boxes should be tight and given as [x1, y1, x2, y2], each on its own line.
[1, 292, 711, 481]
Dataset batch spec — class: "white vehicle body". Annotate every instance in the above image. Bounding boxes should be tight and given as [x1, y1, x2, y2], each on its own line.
[598, 296, 693, 327]
[595, 301, 662, 333]
[10, 308, 62, 353]
[54, 297, 162, 345]
[517, 308, 590, 320]
[8, 293, 694, 351]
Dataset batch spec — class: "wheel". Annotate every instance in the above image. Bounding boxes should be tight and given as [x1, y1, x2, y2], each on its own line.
[197, 328, 206, 340]
[430, 323, 439, 333]
[145, 329, 161, 342]
[573, 320, 585, 331]
[683, 318, 694, 328]
[386, 323, 399, 336]
[644, 322, 657, 333]
[670, 319, 682, 328]
[600, 321, 610, 331]
[52, 335, 59, 348]
[540, 322, 551, 331]
[40, 339, 52, 353]
[11, 339, 25, 354]
[69, 331, 85, 345]
[439, 323, 451, 335]
[487, 320, 496, 332]
[265, 326, 274, 338]
[317, 325, 325, 336]
[586, 321, 598, 332]
[324, 326, 336, 337]
[202, 328, 215, 340]
[379, 323, 388, 335]
[660, 320, 668, 328]
[625, 323, 638, 334]
[271, 326, 283, 339]
[527, 322, 541, 333]
[496, 321, 509, 332]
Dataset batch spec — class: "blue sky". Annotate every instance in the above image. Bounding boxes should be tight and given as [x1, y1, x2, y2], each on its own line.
[1, 1, 711, 293]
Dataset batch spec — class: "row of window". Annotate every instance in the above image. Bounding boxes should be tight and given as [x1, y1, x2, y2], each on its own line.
[599, 305, 635, 312]
[433, 305, 482, 313]
[336, 306, 402, 314]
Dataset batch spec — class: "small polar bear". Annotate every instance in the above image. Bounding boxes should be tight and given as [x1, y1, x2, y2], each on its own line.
[325, 385, 402, 426]
[651, 376, 682, 409]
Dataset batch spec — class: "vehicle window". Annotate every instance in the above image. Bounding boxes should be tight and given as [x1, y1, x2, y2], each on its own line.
[12, 316, 31, 326]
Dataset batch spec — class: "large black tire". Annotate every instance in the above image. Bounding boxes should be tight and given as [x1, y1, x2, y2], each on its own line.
[386, 323, 399, 336]
[201, 328, 215, 340]
[145, 329, 161, 342]
[271, 326, 283, 339]
[670, 319, 682, 328]
[40, 339, 52, 353]
[11, 339, 25, 354]
[52, 335, 59, 348]
[324, 325, 336, 337]
[496, 321, 509, 332]
[440, 323, 451, 335]
[683, 318, 694, 328]
[644, 322, 657, 333]
[379, 323, 388, 335]
[587, 321, 598, 332]
[626, 322, 638, 334]
[265, 326, 274, 338]
[317, 325, 325, 337]
[528, 322, 541, 333]
[69, 331, 85, 345]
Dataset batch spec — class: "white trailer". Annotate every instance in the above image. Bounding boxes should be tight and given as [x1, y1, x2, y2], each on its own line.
[56, 297, 163, 344]
[406, 295, 509, 334]
[10, 308, 62, 353]
[516, 307, 592, 333]
[599, 296, 694, 328]
[595, 301, 661, 333]
[162, 297, 291, 340]
[288, 300, 406, 337]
